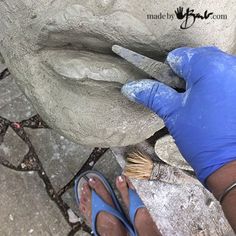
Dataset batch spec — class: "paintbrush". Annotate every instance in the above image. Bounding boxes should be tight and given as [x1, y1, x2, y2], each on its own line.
[124, 150, 196, 185]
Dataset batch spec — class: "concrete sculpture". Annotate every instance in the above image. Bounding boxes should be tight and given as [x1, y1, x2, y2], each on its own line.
[0, 0, 235, 147]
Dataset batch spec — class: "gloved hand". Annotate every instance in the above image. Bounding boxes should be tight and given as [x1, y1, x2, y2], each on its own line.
[122, 46, 236, 185]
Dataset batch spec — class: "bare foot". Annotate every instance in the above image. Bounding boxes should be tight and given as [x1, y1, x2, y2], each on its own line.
[116, 176, 162, 236]
[79, 177, 128, 236]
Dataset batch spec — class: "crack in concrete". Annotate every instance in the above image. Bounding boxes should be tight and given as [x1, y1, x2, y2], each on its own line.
[0, 68, 10, 81]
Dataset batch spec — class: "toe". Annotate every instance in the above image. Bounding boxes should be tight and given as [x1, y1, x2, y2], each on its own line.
[116, 175, 130, 208]
[80, 184, 87, 204]
[78, 182, 92, 223]
[116, 178, 160, 235]
[125, 176, 136, 191]
[82, 175, 128, 235]
[83, 182, 91, 202]
[79, 202, 86, 214]
[83, 182, 90, 193]
[88, 177, 114, 207]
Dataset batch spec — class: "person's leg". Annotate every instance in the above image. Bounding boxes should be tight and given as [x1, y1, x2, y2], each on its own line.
[79, 177, 128, 236]
[116, 175, 162, 236]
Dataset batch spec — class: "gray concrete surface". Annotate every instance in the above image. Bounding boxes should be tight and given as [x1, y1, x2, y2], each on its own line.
[0, 64, 235, 235]
[112, 144, 234, 235]
[0, 0, 235, 147]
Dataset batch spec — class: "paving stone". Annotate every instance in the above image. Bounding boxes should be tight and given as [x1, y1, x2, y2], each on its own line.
[0, 75, 36, 121]
[0, 166, 70, 236]
[93, 149, 123, 189]
[0, 124, 97, 235]
[0, 93, 36, 121]
[0, 76, 22, 109]
[0, 127, 29, 166]
[62, 188, 80, 218]
[25, 128, 93, 191]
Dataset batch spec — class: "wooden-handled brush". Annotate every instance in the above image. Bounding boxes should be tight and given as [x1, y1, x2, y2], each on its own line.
[124, 151, 197, 185]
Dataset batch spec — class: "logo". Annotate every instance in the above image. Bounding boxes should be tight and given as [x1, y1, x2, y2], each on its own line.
[146, 7, 227, 30]
[175, 7, 213, 29]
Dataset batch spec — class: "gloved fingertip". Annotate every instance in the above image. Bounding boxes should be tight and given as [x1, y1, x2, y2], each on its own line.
[167, 47, 194, 78]
[121, 79, 156, 102]
[167, 46, 221, 79]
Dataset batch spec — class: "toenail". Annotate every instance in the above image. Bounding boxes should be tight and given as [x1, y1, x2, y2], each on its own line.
[118, 176, 124, 182]
[89, 178, 95, 184]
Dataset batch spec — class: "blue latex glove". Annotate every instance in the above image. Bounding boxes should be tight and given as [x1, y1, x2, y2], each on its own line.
[122, 46, 236, 185]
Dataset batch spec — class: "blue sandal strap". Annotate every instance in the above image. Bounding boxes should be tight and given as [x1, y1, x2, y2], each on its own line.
[128, 189, 145, 234]
[92, 191, 135, 236]
[74, 170, 124, 215]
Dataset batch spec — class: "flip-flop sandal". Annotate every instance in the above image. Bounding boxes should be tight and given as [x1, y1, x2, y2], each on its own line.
[74, 170, 135, 236]
[127, 188, 146, 236]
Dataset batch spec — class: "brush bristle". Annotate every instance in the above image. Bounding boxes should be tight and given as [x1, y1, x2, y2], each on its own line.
[124, 151, 154, 179]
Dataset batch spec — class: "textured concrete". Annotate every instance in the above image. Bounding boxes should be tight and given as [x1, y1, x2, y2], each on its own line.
[155, 135, 194, 171]
[0, 0, 235, 146]
[0, 167, 71, 236]
[0, 77, 36, 121]
[0, 68, 235, 235]
[112, 143, 234, 236]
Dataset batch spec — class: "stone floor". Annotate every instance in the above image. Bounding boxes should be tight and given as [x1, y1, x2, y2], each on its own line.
[0, 64, 235, 236]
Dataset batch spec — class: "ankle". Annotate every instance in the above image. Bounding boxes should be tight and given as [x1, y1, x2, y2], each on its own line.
[135, 208, 162, 236]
